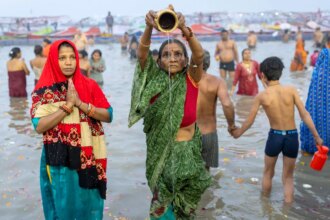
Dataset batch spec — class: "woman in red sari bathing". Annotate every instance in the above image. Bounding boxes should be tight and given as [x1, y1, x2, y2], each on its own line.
[30, 39, 113, 220]
[230, 48, 262, 96]
[6, 47, 30, 97]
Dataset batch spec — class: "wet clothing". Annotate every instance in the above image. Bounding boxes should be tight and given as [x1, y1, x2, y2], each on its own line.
[265, 129, 299, 158]
[290, 40, 307, 72]
[8, 70, 27, 97]
[150, 74, 198, 128]
[219, 60, 235, 71]
[31, 40, 112, 219]
[201, 130, 219, 168]
[233, 61, 261, 96]
[90, 58, 106, 85]
[300, 49, 330, 153]
[129, 55, 211, 219]
[310, 52, 319, 67]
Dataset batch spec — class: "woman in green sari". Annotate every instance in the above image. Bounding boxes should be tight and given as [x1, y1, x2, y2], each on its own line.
[129, 7, 212, 219]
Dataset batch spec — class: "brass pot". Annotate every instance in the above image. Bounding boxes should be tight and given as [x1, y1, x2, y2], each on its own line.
[155, 9, 178, 33]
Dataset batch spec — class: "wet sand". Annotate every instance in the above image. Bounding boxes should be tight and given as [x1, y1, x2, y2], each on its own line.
[0, 40, 329, 219]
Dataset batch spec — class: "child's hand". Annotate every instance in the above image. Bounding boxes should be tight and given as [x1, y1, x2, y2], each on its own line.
[232, 127, 242, 139]
[315, 136, 323, 146]
[227, 124, 237, 135]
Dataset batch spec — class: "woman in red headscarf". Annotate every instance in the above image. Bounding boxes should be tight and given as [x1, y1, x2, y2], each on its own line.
[30, 39, 113, 219]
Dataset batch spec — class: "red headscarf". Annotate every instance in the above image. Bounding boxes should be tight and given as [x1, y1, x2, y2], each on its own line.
[34, 39, 109, 108]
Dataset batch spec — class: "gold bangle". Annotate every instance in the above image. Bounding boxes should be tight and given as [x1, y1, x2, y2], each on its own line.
[87, 104, 96, 117]
[61, 104, 73, 114]
[139, 39, 151, 48]
[60, 105, 71, 115]
[87, 103, 92, 115]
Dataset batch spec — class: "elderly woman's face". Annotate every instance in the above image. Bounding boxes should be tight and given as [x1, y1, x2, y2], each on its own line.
[58, 46, 77, 78]
[159, 43, 187, 75]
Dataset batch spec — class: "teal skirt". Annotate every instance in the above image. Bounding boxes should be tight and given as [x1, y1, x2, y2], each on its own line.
[40, 148, 104, 220]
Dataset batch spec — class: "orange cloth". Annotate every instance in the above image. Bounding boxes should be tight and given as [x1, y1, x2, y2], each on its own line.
[290, 40, 307, 72]
[43, 44, 51, 57]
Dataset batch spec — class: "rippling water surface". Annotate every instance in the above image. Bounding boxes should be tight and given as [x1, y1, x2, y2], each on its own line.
[0, 40, 329, 219]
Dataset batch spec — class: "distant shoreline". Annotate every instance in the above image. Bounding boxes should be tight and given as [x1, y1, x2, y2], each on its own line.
[0, 32, 314, 46]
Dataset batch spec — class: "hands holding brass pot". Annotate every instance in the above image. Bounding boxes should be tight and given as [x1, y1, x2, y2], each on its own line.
[145, 5, 185, 33]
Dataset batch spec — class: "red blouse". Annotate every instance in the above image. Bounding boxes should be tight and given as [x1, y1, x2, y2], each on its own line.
[150, 74, 198, 128]
[233, 61, 261, 96]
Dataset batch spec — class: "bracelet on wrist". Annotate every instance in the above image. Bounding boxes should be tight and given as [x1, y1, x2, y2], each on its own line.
[87, 104, 96, 117]
[60, 104, 73, 115]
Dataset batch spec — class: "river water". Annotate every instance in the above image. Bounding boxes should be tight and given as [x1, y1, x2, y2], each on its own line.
[0, 39, 329, 219]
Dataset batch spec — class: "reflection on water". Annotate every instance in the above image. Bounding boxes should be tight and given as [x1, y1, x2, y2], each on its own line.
[0, 41, 329, 219]
[8, 98, 31, 134]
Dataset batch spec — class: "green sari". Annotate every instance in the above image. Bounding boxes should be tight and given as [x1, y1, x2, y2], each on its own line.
[129, 55, 211, 219]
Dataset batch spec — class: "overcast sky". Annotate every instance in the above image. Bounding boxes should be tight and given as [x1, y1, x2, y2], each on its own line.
[1, 0, 329, 19]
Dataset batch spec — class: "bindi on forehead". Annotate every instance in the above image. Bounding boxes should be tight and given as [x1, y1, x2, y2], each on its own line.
[163, 45, 183, 54]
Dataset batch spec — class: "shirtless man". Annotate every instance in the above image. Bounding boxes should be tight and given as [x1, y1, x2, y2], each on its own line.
[73, 30, 88, 51]
[313, 27, 324, 48]
[215, 29, 239, 82]
[197, 50, 236, 170]
[232, 56, 323, 203]
[247, 31, 257, 49]
[119, 32, 129, 51]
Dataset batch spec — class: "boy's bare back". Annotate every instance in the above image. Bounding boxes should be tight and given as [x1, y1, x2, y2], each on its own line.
[258, 84, 299, 130]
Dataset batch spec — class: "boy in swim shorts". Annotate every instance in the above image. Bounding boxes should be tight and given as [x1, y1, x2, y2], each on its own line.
[232, 56, 323, 203]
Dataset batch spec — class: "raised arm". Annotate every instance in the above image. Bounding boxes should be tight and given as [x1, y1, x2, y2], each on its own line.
[293, 88, 323, 145]
[217, 79, 236, 131]
[177, 13, 203, 82]
[137, 10, 157, 70]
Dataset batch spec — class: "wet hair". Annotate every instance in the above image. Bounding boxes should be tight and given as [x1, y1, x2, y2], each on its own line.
[91, 49, 102, 59]
[241, 48, 250, 57]
[43, 38, 51, 44]
[59, 42, 74, 50]
[221, 29, 228, 34]
[152, 49, 158, 56]
[158, 39, 188, 61]
[130, 35, 138, 46]
[203, 50, 210, 71]
[9, 47, 21, 59]
[79, 49, 88, 58]
[260, 57, 284, 81]
[34, 45, 43, 56]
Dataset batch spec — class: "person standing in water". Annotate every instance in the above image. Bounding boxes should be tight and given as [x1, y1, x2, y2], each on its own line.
[7, 47, 30, 97]
[232, 56, 323, 203]
[30, 45, 46, 85]
[197, 50, 236, 171]
[78, 49, 91, 77]
[247, 31, 257, 49]
[214, 29, 239, 84]
[119, 32, 129, 51]
[129, 5, 211, 218]
[90, 49, 106, 86]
